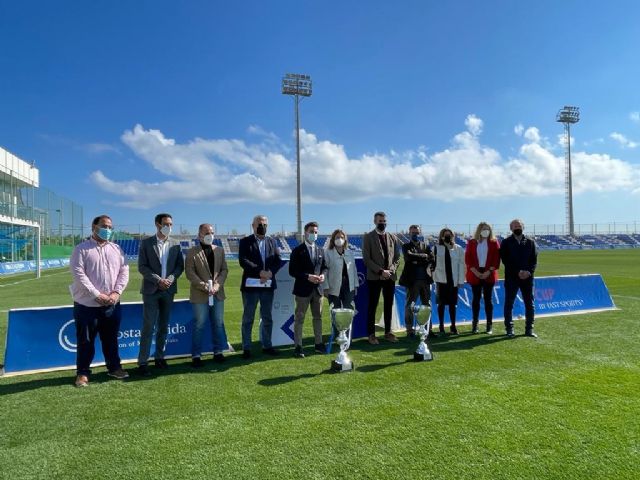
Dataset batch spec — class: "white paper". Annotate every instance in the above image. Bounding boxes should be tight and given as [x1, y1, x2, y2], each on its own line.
[245, 278, 272, 288]
[207, 280, 214, 306]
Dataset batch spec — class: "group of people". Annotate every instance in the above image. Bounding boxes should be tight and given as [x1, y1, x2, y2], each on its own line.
[69, 212, 538, 387]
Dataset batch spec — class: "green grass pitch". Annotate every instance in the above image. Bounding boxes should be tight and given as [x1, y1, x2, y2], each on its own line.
[0, 249, 638, 479]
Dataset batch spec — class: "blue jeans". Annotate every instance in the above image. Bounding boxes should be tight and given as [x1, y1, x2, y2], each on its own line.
[191, 299, 228, 358]
[241, 289, 274, 350]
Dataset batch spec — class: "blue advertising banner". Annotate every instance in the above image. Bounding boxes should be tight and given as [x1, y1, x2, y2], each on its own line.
[0, 257, 70, 275]
[2, 271, 615, 376]
[393, 274, 616, 329]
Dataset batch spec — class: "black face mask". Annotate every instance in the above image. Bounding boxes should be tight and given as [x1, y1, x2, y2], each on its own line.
[513, 229, 523, 236]
[257, 224, 267, 235]
[376, 223, 386, 232]
[443, 234, 452, 243]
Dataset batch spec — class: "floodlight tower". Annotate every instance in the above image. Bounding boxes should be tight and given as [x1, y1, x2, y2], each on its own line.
[556, 105, 580, 236]
[281, 73, 312, 241]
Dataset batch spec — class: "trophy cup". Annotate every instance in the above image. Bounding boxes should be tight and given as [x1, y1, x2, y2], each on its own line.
[330, 307, 355, 372]
[412, 303, 433, 361]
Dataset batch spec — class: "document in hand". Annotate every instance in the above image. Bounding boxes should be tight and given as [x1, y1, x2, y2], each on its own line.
[245, 278, 272, 288]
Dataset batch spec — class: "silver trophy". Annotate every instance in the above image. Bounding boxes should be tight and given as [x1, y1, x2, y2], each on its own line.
[331, 307, 355, 372]
[412, 303, 434, 361]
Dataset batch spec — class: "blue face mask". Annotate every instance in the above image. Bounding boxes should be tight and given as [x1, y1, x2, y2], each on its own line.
[411, 234, 422, 242]
[97, 227, 113, 241]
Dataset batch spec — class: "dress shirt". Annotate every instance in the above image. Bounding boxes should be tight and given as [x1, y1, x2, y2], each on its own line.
[257, 236, 266, 267]
[70, 237, 129, 307]
[156, 234, 169, 278]
[476, 239, 488, 268]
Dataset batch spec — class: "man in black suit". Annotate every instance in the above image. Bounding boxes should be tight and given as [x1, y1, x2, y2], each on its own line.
[288, 221, 328, 358]
[238, 215, 282, 358]
[398, 225, 434, 337]
[500, 218, 539, 338]
[136, 213, 184, 375]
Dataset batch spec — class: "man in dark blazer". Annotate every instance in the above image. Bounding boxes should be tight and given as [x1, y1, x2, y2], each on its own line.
[288, 221, 328, 358]
[500, 218, 539, 338]
[398, 224, 435, 337]
[136, 213, 184, 375]
[238, 214, 282, 358]
[362, 211, 401, 344]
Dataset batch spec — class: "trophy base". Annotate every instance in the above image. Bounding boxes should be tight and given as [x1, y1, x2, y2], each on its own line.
[414, 351, 434, 362]
[331, 360, 354, 372]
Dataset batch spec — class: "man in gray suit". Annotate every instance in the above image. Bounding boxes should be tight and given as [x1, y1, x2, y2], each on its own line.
[136, 213, 185, 375]
[362, 211, 401, 344]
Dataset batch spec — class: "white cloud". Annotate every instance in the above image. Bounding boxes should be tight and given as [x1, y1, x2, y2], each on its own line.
[630, 112, 640, 123]
[91, 119, 640, 209]
[514, 123, 524, 136]
[610, 132, 638, 149]
[464, 114, 483, 136]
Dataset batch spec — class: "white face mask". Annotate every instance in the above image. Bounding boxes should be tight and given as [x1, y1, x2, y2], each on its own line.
[160, 225, 172, 237]
[480, 229, 490, 238]
[334, 238, 345, 247]
[202, 234, 214, 246]
[306, 233, 318, 243]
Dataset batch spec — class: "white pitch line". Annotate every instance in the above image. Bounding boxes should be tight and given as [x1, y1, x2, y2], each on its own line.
[611, 294, 640, 301]
[0, 269, 68, 288]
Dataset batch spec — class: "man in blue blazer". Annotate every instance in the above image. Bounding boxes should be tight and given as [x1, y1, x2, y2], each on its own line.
[288, 221, 328, 358]
[136, 213, 184, 375]
[238, 215, 282, 358]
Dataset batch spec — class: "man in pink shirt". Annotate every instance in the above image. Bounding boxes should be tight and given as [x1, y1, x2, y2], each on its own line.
[70, 215, 130, 387]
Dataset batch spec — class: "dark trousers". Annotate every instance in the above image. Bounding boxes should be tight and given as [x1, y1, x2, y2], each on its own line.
[74, 302, 122, 376]
[138, 290, 174, 365]
[503, 276, 535, 331]
[367, 279, 395, 335]
[471, 281, 495, 326]
[436, 283, 458, 330]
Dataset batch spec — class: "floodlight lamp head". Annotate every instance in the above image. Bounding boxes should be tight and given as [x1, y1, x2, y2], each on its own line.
[281, 73, 313, 97]
[556, 105, 580, 124]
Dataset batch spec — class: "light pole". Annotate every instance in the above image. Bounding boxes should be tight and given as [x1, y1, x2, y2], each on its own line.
[282, 73, 312, 241]
[556, 105, 580, 236]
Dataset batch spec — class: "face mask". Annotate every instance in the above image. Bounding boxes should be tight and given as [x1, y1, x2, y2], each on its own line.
[256, 224, 267, 235]
[97, 227, 112, 241]
[480, 229, 490, 238]
[376, 223, 386, 232]
[160, 225, 172, 237]
[411, 234, 421, 242]
[202, 234, 214, 246]
[443, 234, 452, 243]
[513, 228, 523, 236]
[334, 238, 345, 247]
[306, 233, 318, 243]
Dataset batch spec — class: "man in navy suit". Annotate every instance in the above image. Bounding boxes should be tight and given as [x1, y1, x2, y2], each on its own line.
[136, 213, 184, 375]
[288, 221, 328, 358]
[238, 215, 283, 358]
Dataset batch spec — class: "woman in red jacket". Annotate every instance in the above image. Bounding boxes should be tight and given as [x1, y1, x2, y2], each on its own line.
[465, 222, 501, 334]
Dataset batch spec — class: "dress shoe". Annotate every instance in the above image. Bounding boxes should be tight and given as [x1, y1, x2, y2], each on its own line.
[294, 345, 305, 358]
[506, 329, 515, 338]
[262, 347, 279, 356]
[191, 357, 204, 368]
[384, 332, 399, 343]
[368, 334, 379, 345]
[107, 368, 129, 379]
[406, 329, 415, 338]
[75, 374, 89, 387]
[486, 327, 493, 335]
[242, 350, 252, 359]
[213, 353, 226, 363]
[471, 322, 479, 334]
[154, 358, 168, 369]
[136, 365, 152, 377]
[525, 330, 538, 338]
[449, 326, 459, 335]
[314, 343, 326, 354]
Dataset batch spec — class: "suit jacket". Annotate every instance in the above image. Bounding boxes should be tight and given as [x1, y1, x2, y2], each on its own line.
[185, 245, 228, 303]
[432, 244, 466, 286]
[398, 240, 434, 287]
[362, 229, 401, 281]
[289, 241, 328, 297]
[465, 238, 501, 285]
[138, 235, 184, 295]
[238, 234, 282, 291]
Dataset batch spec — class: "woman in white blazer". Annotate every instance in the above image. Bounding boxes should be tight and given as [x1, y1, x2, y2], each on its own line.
[323, 229, 359, 309]
[433, 227, 466, 335]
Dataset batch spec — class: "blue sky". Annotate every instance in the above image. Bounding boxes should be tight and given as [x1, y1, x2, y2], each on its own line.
[1, 0, 639, 235]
